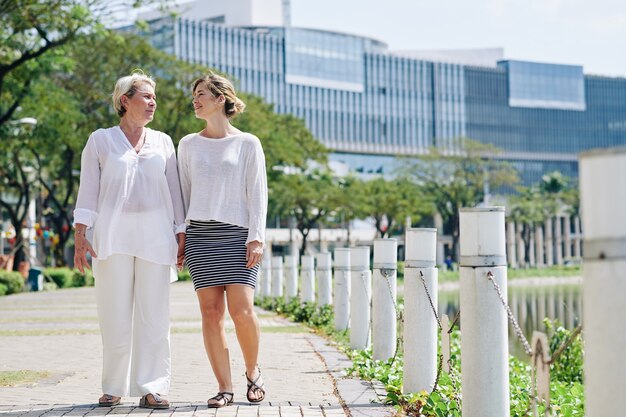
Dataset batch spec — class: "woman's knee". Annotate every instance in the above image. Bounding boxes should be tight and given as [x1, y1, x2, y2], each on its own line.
[230, 307, 257, 327]
[200, 304, 225, 326]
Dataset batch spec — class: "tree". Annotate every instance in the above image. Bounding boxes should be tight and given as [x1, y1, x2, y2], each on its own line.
[509, 172, 579, 267]
[401, 139, 519, 261]
[269, 170, 343, 255]
[360, 177, 435, 238]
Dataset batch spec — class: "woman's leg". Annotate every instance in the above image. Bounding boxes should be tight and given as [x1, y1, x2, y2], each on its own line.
[197, 286, 233, 401]
[130, 258, 172, 397]
[225, 285, 263, 400]
[93, 254, 135, 397]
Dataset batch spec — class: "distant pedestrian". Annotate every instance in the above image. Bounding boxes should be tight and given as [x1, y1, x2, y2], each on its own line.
[445, 255, 454, 271]
[73, 71, 186, 409]
[177, 73, 268, 408]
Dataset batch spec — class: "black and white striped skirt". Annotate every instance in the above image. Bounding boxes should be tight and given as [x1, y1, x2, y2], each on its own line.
[185, 220, 259, 290]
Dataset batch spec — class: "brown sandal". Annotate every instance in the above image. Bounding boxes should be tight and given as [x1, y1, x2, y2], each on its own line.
[245, 367, 266, 403]
[207, 391, 234, 408]
[139, 393, 169, 409]
[98, 394, 121, 407]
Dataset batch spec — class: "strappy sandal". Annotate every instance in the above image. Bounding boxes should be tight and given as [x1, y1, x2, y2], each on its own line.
[98, 394, 121, 407]
[207, 391, 234, 408]
[139, 393, 169, 409]
[245, 367, 266, 403]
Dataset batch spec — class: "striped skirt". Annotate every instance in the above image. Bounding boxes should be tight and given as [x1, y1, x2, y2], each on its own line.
[185, 220, 259, 290]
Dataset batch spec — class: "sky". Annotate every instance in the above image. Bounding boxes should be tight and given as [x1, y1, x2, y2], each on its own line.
[289, 0, 626, 77]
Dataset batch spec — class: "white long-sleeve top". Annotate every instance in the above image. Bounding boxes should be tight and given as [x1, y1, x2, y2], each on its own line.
[177, 132, 268, 245]
[73, 126, 186, 267]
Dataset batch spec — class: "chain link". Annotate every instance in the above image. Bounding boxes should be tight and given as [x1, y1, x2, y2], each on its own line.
[418, 270, 442, 330]
[486, 270, 534, 356]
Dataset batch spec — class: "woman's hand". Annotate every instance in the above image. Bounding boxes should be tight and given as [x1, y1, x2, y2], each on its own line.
[73, 225, 97, 273]
[176, 233, 186, 271]
[246, 240, 263, 268]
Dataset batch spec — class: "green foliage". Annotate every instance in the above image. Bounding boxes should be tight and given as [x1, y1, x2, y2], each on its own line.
[177, 269, 191, 281]
[544, 319, 584, 384]
[44, 268, 74, 288]
[255, 296, 334, 328]
[0, 271, 25, 295]
[43, 267, 92, 287]
[0, 283, 8, 296]
[401, 139, 519, 261]
[358, 177, 435, 238]
[269, 170, 344, 254]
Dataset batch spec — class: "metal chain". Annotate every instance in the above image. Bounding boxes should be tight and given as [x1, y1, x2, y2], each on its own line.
[448, 309, 461, 333]
[486, 271, 533, 356]
[418, 270, 442, 330]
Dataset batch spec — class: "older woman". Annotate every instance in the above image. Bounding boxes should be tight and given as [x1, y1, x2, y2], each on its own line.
[178, 73, 268, 408]
[73, 72, 186, 409]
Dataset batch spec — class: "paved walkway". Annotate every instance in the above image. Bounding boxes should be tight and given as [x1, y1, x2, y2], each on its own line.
[0, 283, 393, 417]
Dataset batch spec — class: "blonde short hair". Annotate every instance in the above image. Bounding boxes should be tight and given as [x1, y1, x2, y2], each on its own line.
[192, 73, 246, 118]
[111, 71, 156, 117]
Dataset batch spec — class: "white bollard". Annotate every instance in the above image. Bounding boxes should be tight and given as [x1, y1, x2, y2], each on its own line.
[300, 255, 315, 303]
[316, 252, 333, 307]
[350, 246, 371, 350]
[372, 238, 398, 361]
[260, 250, 272, 297]
[459, 207, 510, 417]
[580, 147, 626, 417]
[271, 256, 283, 298]
[403, 228, 438, 394]
[333, 248, 351, 331]
[284, 255, 298, 302]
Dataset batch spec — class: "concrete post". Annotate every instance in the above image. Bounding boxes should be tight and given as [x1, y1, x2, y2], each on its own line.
[459, 207, 510, 417]
[434, 213, 445, 266]
[284, 255, 298, 302]
[563, 215, 572, 260]
[529, 228, 536, 267]
[350, 246, 371, 350]
[545, 217, 554, 266]
[506, 221, 517, 268]
[333, 248, 351, 331]
[403, 228, 438, 394]
[516, 222, 525, 267]
[573, 216, 582, 258]
[315, 252, 332, 307]
[555, 215, 563, 265]
[580, 147, 626, 416]
[301, 255, 315, 303]
[372, 238, 398, 361]
[271, 256, 283, 298]
[535, 224, 545, 268]
[260, 250, 272, 297]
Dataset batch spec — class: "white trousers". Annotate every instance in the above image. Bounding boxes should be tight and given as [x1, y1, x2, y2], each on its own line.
[93, 254, 171, 397]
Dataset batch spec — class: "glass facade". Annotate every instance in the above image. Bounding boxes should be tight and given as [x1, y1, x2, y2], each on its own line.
[145, 17, 626, 185]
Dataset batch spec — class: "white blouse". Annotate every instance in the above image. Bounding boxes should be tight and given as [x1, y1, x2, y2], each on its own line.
[73, 126, 186, 267]
[177, 132, 268, 245]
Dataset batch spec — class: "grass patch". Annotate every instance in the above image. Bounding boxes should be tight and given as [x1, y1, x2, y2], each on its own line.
[0, 370, 51, 387]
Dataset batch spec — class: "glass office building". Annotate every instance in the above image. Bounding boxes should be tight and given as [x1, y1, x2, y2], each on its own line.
[143, 16, 626, 185]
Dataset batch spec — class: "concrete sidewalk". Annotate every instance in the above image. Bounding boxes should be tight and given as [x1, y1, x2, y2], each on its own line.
[0, 282, 393, 417]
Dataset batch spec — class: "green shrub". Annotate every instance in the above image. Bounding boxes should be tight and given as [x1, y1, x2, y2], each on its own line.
[177, 269, 191, 281]
[44, 268, 74, 288]
[0, 283, 7, 296]
[72, 269, 94, 287]
[0, 271, 25, 295]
